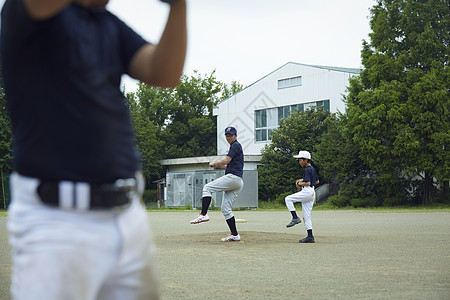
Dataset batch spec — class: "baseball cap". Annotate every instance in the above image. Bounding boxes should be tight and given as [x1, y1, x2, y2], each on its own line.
[293, 150, 311, 159]
[225, 126, 237, 135]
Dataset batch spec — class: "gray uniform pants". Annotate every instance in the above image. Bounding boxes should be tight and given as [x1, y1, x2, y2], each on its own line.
[202, 174, 243, 220]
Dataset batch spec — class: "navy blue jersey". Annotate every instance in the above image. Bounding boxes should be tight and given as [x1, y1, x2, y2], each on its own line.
[1, 1, 147, 183]
[225, 141, 244, 178]
[303, 165, 318, 187]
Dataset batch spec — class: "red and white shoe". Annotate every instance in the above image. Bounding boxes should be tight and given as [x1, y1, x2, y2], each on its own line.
[221, 234, 241, 242]
[190, 214, 210, 224]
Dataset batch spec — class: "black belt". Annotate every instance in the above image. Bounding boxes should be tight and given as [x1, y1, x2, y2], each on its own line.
[37, 178, 137, 210]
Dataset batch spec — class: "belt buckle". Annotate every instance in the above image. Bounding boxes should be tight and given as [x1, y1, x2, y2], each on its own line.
[114, 178, 137, 190]
[112, 178, 137, 210]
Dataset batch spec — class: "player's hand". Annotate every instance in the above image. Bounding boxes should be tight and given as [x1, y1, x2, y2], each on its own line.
[209, 162, 215, 168]
[295, 179, 303, 191]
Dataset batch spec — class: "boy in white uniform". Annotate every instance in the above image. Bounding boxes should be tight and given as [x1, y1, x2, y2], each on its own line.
[285, 150, 319, 243]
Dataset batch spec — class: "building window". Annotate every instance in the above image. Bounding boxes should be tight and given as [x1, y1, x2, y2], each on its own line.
[254, 100, 330, 142]
[278, 76, 302, 89]
[255, 108, 278, 142]
[255, 129, 267, 142]
[315, 100, 330, 111]
[255, 109, 266, 129]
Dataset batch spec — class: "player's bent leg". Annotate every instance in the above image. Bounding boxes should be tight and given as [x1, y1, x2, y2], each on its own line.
[284, 194, 302, 227]
[284, 194, 297, 211]
[221, 189, 242, 241]
[221, 192, 234, 220]
[201, 182, 213, 198]
[301, 200, 314, 231]
[201, 175, 230, 197]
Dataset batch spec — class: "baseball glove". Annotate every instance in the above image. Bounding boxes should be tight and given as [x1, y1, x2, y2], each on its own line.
[295, 179, 303, 191]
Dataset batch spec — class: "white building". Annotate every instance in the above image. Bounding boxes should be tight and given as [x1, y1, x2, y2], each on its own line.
[160, 62, 360, 207]
[214, 62, 361, 156]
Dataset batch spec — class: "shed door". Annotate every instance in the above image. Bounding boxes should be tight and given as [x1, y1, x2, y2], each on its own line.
[172, 175, 185, 207]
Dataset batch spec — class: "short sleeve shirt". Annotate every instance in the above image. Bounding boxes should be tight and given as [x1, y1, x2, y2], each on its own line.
[1, 1, 147, 183]
[225, 141, 244, 178]
[303, 165, 318, 187]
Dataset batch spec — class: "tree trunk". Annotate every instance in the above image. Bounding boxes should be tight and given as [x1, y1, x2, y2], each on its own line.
[423, 171, 433, 205]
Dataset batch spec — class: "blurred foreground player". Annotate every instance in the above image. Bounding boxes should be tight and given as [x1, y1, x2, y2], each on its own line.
[1, 0, 186, 299]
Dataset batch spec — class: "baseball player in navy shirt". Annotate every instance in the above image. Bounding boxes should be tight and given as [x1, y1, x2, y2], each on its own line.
[1, 0, 186, 299]
[285, 150, 319, 243]
[190, 126, 244, 242]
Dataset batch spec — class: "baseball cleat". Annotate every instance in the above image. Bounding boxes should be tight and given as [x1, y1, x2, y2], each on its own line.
[221, 234, 241, 242]
[190, 214, 210, 224]
[286, 217, 302, 228]
[299, 236, 315, 243]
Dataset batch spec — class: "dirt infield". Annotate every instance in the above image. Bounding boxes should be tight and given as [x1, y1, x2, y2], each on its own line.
[1, 210, 449, 299]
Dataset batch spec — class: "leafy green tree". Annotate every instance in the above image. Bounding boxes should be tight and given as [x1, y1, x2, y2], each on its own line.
[345, 0, 450, 204]
[125, 71, 245, 188]
[154, 70, 223, 158]
[0, 71, 13, 209]
[220, 80, 246, 101]
[0, 74, 12, 174]
[316, 113, 410, 206]
[258, 108, 335, 202]
[124, 91, 164, 189]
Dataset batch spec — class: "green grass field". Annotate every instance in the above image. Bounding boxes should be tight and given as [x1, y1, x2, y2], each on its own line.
[1, 208, 449, 299]
[140, 202, 450, 213]
[2, 202, 450, 215]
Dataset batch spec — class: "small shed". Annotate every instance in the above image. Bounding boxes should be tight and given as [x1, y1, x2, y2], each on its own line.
[160, 155, 261, 209]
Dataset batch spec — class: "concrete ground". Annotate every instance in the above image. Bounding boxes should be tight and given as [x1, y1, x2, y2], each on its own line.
[1, 210, 449, 299]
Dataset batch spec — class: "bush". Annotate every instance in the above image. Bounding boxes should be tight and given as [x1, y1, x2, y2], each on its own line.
[258, 200, 286, 210]
[328, 194, 350, 207]
[339, 177, 378, 200]
[275, 191, 292, 205]
[142, 189, 158, 206]
[350, 197, 382, 208]
[337, 174, 412, 207]
[382, 197, 404, 207]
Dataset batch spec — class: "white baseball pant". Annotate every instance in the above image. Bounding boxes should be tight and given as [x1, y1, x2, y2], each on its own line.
[202, 173, 243, 220]
[285, 186, 315, 230]
[7, 173, 159, 300]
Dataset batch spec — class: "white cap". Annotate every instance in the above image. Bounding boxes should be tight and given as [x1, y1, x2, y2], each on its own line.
[293, 150, 311, 159]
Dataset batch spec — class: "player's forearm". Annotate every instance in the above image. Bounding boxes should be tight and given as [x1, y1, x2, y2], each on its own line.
[215, 164, 227, 170]
[210, 156, 231, 169]
[147, 0, 187, 87]
[211, 161, 227, 169]
[24, 0, 73, 20]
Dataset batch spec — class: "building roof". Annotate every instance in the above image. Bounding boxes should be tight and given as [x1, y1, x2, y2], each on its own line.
[217, 62, 362, 105]
[160, 155, 263, 166]
[299, 63, 362, 74]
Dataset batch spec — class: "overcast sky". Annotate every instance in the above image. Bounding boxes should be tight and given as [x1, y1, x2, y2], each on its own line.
[1, 0, 377, 91]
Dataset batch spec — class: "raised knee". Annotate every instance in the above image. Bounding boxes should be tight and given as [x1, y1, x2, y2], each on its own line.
[202, 186, 211, 197]
[222, 210, 233, 219]
[221, 207, 233, 219]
